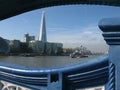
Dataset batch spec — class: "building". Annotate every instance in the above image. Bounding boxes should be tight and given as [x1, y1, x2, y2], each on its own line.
[7, 11, 62, 54]
[30, 11, 63, 55]
[45, 42, 63, 55]
[8, 11, 63, 55]
[38, 11, 47, 42]
[24, 12, 63, 55]
[23, 33, 35, 43]
[9, 40, 21, 53]
[29, 41, 63, 55]
[0, 38, 10, 53]
[29, 40, 44, 54]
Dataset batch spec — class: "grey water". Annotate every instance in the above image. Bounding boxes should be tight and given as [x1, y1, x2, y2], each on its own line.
[0, 55, 98, 68]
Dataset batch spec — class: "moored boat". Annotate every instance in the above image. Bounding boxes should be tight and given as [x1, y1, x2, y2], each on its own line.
[70, 50, 88, 58]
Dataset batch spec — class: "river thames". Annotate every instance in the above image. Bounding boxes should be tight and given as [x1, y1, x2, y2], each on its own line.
[0, 55, 99, 68]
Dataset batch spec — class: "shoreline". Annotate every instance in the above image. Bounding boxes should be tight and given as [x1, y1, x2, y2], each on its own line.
[0, 53, 70, 57]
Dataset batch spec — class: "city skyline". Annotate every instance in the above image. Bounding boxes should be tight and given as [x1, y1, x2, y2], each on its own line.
[0, 5, 120, 52]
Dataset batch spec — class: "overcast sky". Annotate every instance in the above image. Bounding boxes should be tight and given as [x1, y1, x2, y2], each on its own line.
[0, 5, 120, 53]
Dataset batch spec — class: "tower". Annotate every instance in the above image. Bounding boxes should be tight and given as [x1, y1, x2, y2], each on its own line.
[38, 11, 47, 42]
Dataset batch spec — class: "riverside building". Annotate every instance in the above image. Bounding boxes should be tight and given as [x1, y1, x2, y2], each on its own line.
[23, 33, 35, 43]
[29, 11, 63, 55]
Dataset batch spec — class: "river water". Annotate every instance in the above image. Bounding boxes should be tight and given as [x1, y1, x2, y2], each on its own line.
[0, 55, 99, 68]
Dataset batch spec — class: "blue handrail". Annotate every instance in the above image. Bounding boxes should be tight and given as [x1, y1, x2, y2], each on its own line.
[0, 55, 109, 89]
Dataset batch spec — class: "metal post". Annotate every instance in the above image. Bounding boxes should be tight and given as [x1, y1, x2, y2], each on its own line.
[47, 73, 62, 90]
[99, 18, 120, 90]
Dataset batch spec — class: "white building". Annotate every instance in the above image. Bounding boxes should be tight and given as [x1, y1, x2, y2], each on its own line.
[23, 33, 35, 43]
[38, 11, 47, 42]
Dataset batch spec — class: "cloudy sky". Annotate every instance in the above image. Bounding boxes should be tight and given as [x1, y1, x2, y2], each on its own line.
[0, 5, 120, 53]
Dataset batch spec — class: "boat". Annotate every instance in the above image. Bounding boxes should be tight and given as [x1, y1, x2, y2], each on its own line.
[70, 50, 88, 58]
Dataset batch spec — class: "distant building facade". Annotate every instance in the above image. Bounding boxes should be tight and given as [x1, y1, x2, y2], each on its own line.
[0, 38, 10, 53]
[9, 40, 21, 53]
[23, 33, 35, 43]
[29, 41, 63, 55]
[29, 41, 44, 54]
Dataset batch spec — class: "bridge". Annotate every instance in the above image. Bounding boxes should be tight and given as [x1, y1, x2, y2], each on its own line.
[0, 0, 120, 20]
[0, 0, 120, 90]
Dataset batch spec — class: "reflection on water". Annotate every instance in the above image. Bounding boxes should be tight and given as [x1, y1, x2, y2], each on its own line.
[0, 55, 98, 68]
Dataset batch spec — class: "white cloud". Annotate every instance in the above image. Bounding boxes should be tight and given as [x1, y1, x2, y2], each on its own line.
[48, 27, 70, 32]
[83, 31, 93, 34]
[47, 24, 108, 53]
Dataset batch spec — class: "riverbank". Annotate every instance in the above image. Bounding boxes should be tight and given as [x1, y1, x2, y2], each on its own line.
[0, 53, 70, 57]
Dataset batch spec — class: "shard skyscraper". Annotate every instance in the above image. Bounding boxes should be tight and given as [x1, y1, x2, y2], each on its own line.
[38, 11, 47, 42]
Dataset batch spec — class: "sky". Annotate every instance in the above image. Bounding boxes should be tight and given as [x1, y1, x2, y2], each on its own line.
[0, 5, 120, 53]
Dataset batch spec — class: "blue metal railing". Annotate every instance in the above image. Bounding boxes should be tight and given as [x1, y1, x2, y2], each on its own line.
[0, 55, 109, 90]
